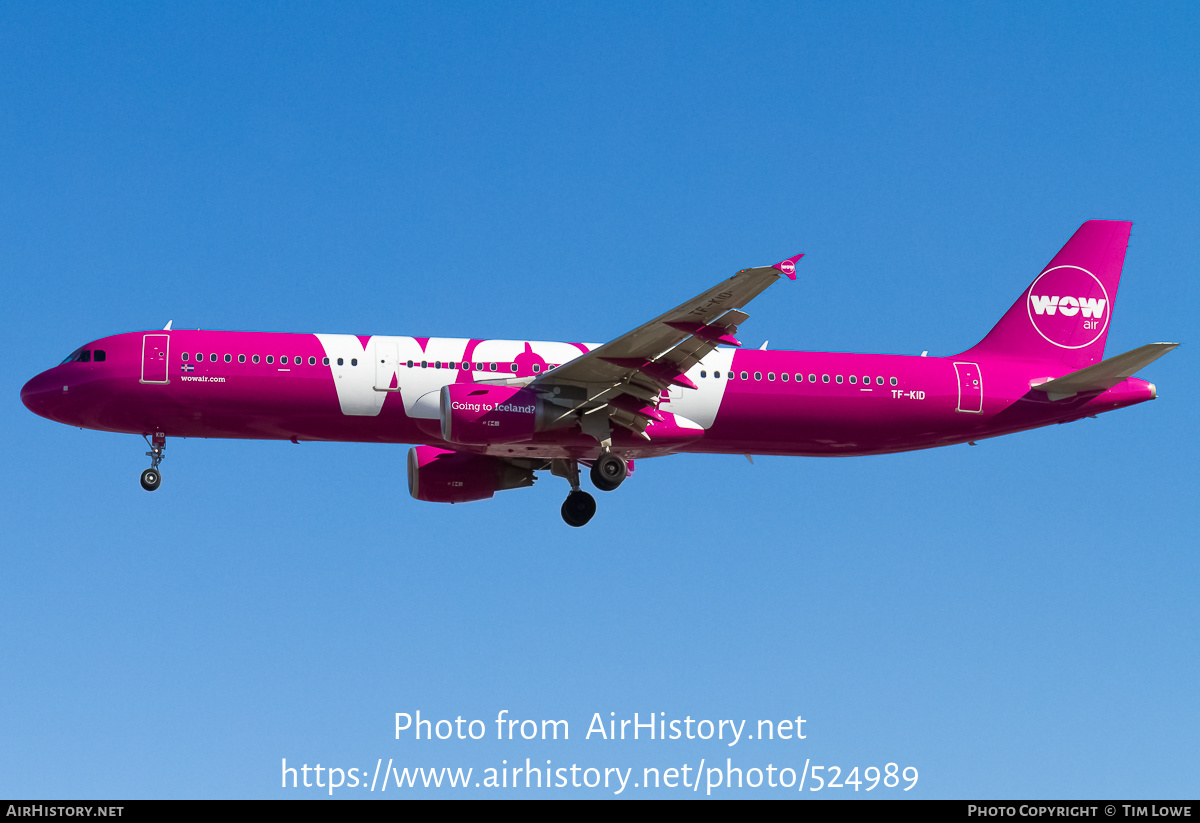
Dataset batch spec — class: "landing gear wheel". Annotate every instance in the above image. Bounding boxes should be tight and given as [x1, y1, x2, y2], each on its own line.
[561, 490, 597, 527]
[590, 453, 628, 491]
[141, 432, 166, 492]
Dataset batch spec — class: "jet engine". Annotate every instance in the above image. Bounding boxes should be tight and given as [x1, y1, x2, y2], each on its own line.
[439, 383, 564, 446]
[407, 445, 534, 504]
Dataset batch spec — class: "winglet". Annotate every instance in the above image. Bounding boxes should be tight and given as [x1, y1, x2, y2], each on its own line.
[772, 254, 804, 280]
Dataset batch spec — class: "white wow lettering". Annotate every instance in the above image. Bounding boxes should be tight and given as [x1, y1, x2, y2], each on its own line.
[1029, 295, 1106, 318]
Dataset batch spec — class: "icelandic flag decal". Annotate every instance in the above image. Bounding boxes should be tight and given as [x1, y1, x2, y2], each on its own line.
[181, 363, 195, 372]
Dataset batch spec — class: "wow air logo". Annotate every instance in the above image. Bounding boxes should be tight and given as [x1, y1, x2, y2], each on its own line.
[1026, 265, 1110, 349]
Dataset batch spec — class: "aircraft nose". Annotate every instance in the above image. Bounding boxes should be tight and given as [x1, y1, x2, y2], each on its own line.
[21, 369, 67, 420]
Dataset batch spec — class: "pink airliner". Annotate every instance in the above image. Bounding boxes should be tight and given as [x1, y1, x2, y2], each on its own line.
[21, 220, 1175, 526]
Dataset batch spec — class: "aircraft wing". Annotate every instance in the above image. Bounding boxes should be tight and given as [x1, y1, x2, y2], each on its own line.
[528, 254, 803, 438]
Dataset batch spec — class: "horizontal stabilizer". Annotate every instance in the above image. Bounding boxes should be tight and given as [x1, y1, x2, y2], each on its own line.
[1032, 342, 1178, 398]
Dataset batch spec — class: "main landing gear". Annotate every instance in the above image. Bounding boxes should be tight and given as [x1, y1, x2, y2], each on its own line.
[562, 489, 597, 528]
[552, 459, 595, 527]
[590, 452, 628, 492]
[553, 451, 629, 527]
[140, 432, 165, 491]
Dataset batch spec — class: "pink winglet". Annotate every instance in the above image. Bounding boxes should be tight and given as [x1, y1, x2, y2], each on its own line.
[772, 253, 804, 280]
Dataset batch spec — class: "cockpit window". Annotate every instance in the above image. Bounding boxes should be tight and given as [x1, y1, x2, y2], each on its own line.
[60, 348, 90, 364]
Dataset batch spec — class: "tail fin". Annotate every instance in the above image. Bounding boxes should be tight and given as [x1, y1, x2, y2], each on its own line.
[959, 220, 1132, 371]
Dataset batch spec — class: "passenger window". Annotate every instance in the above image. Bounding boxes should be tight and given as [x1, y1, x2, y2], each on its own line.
[822, 374, 829, 383]
[210, 354, 218, 362]
[322, 357, 329, 365]
[434, 361, 441, 369]
[849, 375, 857, 385]
[877, 376, 884, 385]
[808, 374, 816, 383]
[238, 355, 246, 363]
[253, 355, 260, 364]
[406, 360, 413, 368]
[781, 373, 788, 382]
[510, 363, 518, 372]
[532, 364, 540, 373]
[181, 352, 189, 362]
[741, 371, 748, 380]
[754, 372, 761, 381]
[489, 363, 497, 371]
[196, 353, 203, 361]
[836, 375, 843, 384]
[768, 372, 775, 381]
[890, 377, 898, 386]
[700, 370, 706, 378]
[335, 358, 342, 366]
[351, 359, 358, 366]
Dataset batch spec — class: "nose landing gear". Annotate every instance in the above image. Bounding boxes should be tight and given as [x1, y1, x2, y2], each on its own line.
[140, 432, 165, 491]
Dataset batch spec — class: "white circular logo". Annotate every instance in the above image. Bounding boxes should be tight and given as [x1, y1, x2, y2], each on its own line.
[1025, 265, 1110, 350]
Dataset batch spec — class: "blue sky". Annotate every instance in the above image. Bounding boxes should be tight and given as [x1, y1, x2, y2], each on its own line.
[2, 2, 1196, 798]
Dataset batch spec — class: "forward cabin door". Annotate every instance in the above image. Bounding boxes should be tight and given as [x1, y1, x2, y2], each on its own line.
[953, 361, 982, 413]
[140, 334, 170, 384]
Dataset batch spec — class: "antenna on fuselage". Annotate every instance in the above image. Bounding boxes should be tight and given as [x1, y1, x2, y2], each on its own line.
[163, 321, 173, 331]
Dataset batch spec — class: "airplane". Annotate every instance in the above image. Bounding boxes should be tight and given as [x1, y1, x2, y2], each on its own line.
[21, 220, 1176, 527]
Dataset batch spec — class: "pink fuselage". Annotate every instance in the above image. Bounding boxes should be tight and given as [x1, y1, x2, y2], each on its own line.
[21, 329, 1155, 460]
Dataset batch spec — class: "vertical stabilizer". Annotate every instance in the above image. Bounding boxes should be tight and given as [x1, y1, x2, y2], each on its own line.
[959, 220, 1132, 371]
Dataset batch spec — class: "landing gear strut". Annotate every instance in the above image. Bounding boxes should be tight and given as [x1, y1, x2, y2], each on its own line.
[141, 432, 165, 491]
[552, 458, 596, 527]
[590, 452, 628, 492]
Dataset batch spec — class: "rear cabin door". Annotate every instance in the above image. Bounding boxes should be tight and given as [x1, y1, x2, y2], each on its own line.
[953, 361, 982, 413]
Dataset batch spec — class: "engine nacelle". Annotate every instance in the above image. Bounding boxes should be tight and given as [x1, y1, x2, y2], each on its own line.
[440, 383, 560, 446]
[407, 445, 535, 504]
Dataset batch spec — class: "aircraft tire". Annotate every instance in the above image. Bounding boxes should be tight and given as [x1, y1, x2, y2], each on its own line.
[140, 468, 161, 492]
[590, 453, 627, 491]
[561, 490, 596, 527]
